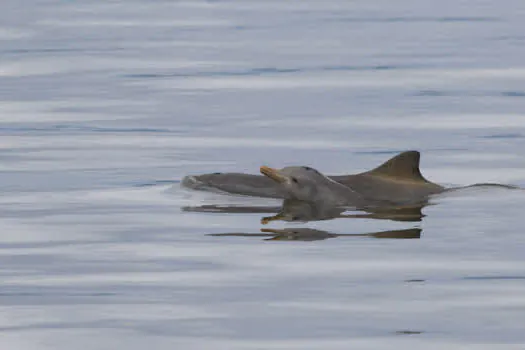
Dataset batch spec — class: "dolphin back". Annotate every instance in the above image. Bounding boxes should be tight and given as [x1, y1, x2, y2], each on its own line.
[182, 172, 288, 198]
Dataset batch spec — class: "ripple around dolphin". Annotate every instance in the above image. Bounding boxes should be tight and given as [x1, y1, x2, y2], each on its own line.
[133, 180, 180, 188]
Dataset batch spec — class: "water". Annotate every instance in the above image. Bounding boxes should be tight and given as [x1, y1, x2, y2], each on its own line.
[1, 0, 525, 349]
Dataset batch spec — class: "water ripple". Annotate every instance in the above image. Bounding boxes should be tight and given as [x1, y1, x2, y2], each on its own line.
[122, 63, 429, 79]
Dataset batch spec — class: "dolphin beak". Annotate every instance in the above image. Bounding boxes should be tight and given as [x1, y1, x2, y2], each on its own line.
[260, 228, 294, 241]
[260, 166, 288, 183]
[261, 213, 286, 225]
[261, 228, 289, 241]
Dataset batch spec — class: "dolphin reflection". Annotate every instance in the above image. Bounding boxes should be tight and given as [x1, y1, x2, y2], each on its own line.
[182, 199, 428, 224]
[261, 199, 427, 224]
[208, 227, 422, 241]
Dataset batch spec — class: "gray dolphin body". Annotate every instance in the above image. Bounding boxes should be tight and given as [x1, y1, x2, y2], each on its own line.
[182, 151, 445, 206]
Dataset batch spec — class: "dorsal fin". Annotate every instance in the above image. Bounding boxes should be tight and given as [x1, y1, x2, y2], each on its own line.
[364, 151, 430, 183]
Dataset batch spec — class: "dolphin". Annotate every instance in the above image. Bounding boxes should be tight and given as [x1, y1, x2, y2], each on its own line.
[182, 150, 521, 207]
[182, 151, 445, 205]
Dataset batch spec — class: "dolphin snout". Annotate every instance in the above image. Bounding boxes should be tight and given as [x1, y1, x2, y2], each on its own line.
[260, 166, 288, 183]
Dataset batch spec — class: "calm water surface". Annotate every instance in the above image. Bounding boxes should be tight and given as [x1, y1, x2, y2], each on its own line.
[1, 1, 525, 349]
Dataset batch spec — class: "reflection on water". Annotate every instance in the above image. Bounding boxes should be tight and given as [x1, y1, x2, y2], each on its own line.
[261, 199, 427, 224]
[184, 198, 427, 224]
[209, 227, 422, 241]
[193, 196, 426, 241]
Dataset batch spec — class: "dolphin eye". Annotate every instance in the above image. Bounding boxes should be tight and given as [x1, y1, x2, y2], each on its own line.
[291, 177, 298, 183]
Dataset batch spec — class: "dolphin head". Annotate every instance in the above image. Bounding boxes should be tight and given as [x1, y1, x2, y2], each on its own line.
[259, 165, 329, 202]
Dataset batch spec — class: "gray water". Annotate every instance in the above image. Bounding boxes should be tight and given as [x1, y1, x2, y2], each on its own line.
[2, 1, 525, 349]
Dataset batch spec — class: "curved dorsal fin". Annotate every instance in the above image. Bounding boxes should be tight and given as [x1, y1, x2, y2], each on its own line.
[364, 151, 430, 183]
